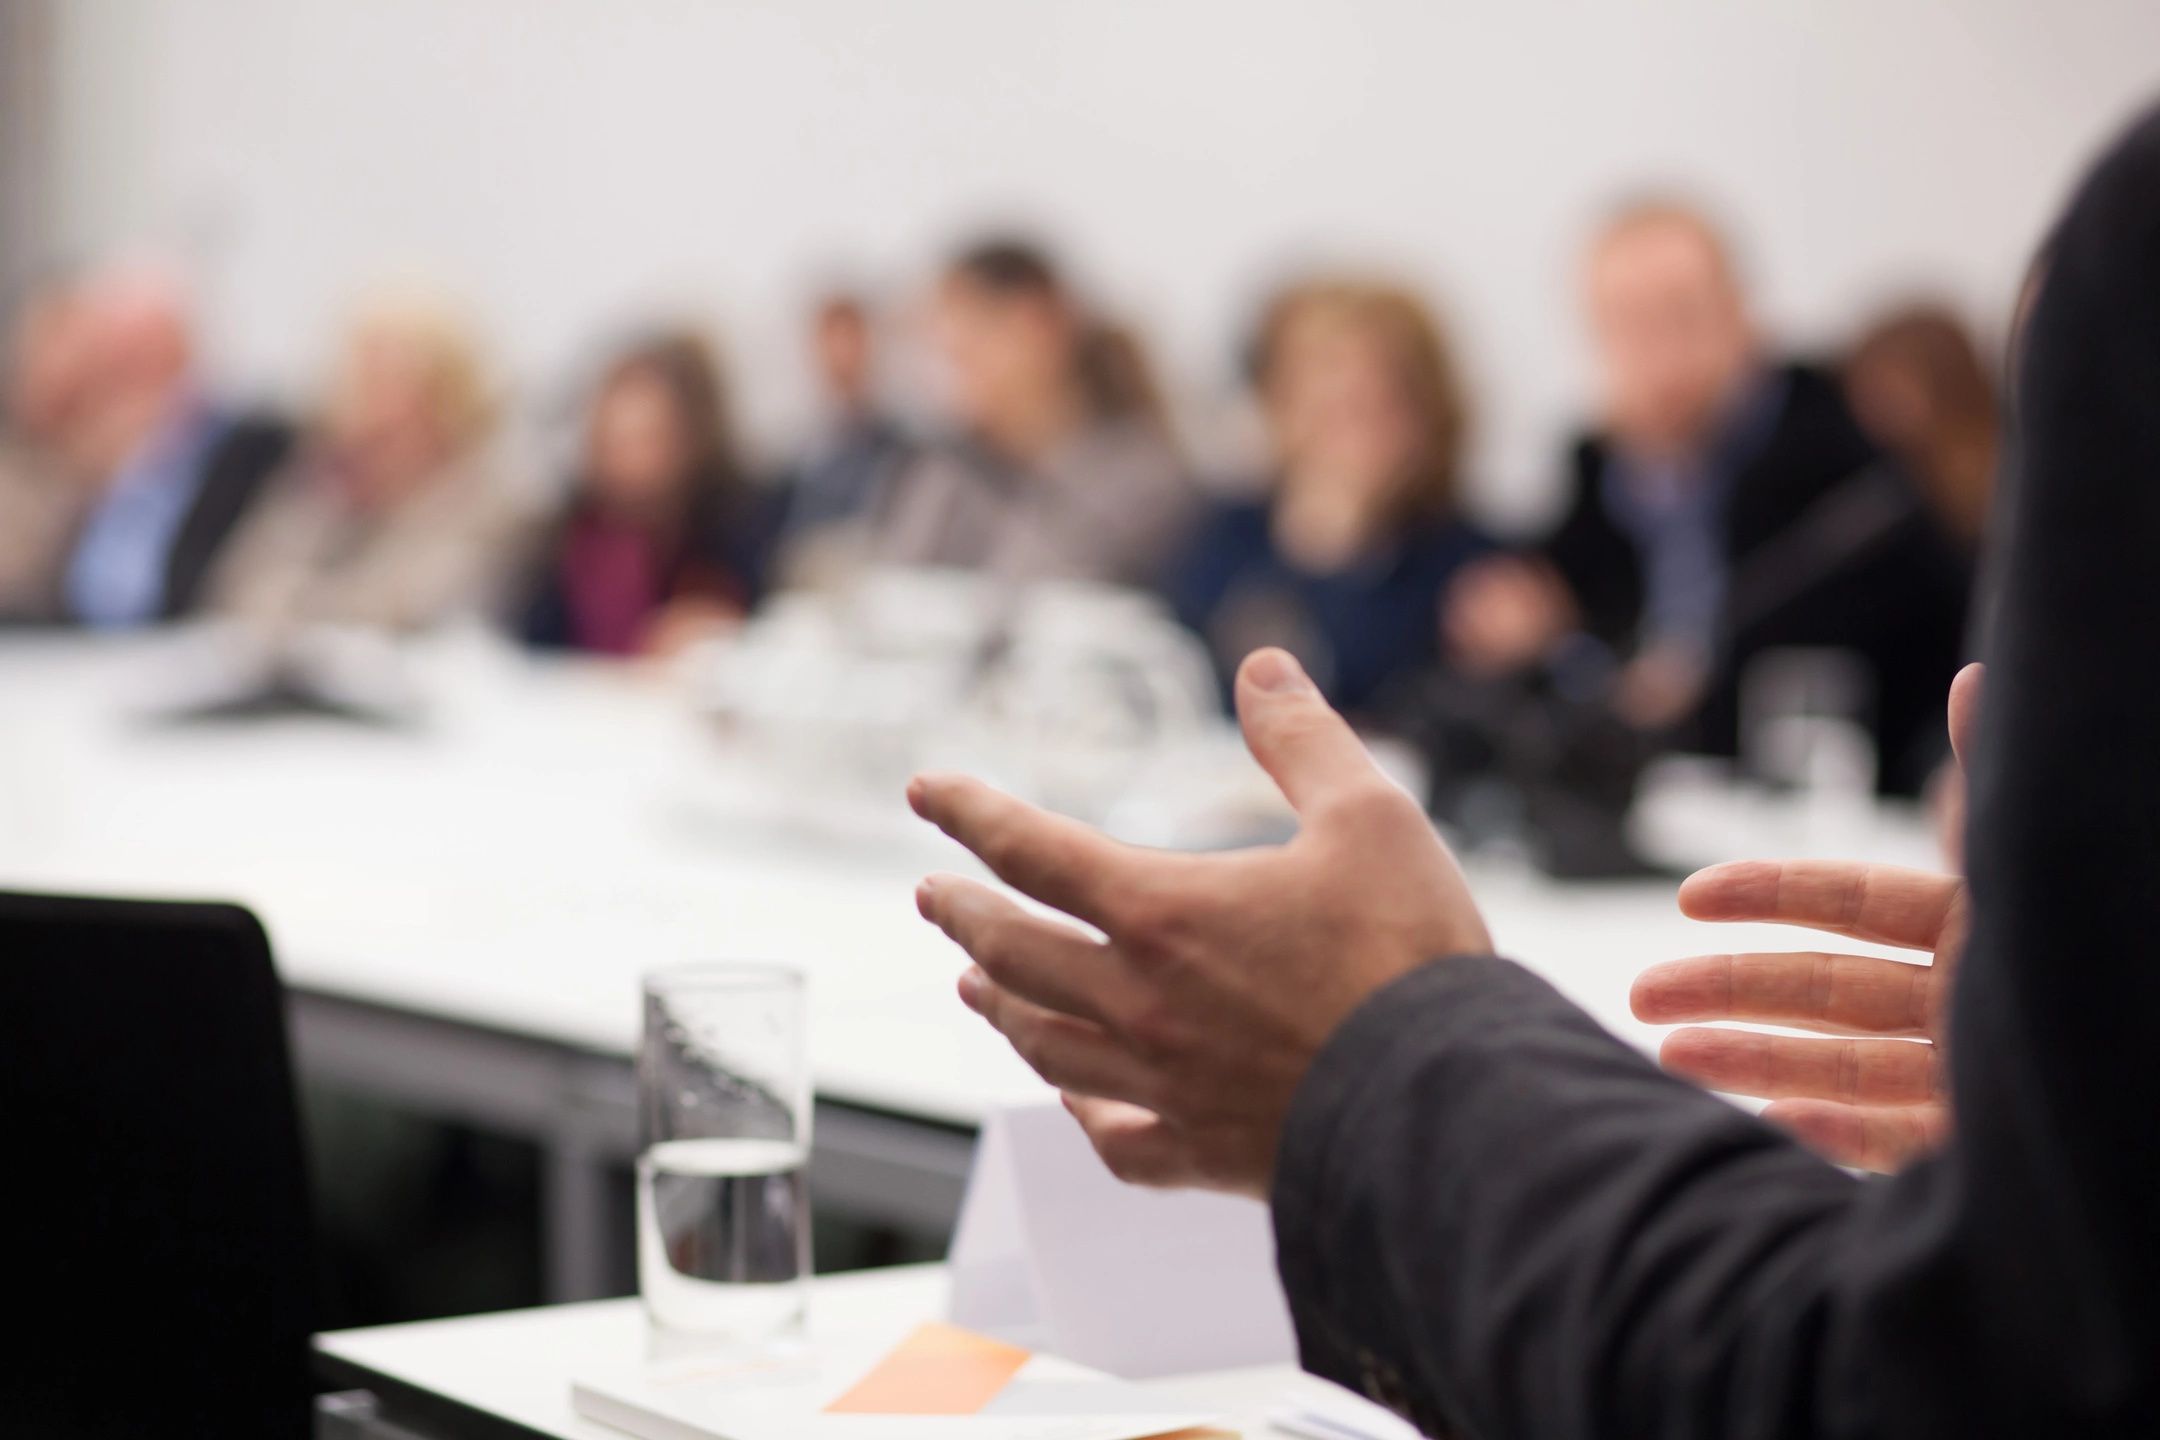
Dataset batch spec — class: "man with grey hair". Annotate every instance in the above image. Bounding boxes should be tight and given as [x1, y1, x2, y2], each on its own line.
[54, 262, 293, 628]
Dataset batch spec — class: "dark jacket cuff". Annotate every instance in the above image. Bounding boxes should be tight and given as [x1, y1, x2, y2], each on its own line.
[1271, 954, 1539, 1434]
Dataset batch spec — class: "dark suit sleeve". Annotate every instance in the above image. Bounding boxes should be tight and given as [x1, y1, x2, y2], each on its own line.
[1272, 103, 2160, 1440]
[1535, 441, 1644, 657]
[161, 414, 294, 619]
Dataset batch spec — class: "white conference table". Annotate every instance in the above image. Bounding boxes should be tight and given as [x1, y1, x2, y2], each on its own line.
[315, 1264, 1406, 1440]
[0, 630, 1942, 1298]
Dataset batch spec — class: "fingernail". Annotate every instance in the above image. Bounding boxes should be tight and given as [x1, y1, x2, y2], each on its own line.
[957, 967, 986, 1009]
[1246, 648, 1310, 693]
[905, 777, 929, 816]
[915, 879, 937, 918]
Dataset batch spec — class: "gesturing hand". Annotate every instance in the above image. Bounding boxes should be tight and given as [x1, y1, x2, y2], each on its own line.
[1629, 663, 1983, 1172]
[1634, 859, 1966, 1171]
[909, 648, 1490, 1200]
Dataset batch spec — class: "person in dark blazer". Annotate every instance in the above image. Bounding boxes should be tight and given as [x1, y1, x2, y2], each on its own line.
[52, 265, 292, 628]
[907, 99, 2160, 1437]
[517, 331, 762, 657]
[1446, 204, 1969, 793]
[1167, 277, 1488, 717]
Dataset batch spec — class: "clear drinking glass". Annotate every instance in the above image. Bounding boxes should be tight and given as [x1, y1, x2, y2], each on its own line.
[637, 963, 812, 1342]
[1740, 648, 1878, 798]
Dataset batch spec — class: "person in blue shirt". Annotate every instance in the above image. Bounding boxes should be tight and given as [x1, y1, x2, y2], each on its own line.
[1167, 278, 1488, 718]
[55, 265, 292, 629]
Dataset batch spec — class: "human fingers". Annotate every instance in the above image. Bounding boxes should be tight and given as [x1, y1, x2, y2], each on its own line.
[1630, 950, 1933, 1037]
[1060, 1093, 1196, 1188]
[1233, 649, 1393, 818]
[1762, 1098, 1950, 1173]
[955, 970, 1159, 1108]
[1659, 1028, 1939, 1106]
[1677, 860, 1962, 950]
[908, 773, 1139, 926]
[917, 874, 1130, 1028]
[1947, 661, 1984, 774]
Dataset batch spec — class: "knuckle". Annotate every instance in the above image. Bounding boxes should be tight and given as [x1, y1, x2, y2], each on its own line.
[1834, 1042, 1864, 1101]
[978, 825, 1024, 878]
[1007, 1017, 1054, 1074]
[1096, 1138, 1146, 1184]
[1120, 997, 1187, 1057]
[1112, 880, 1194, 951]
[1808, 952, 1836, 1016]
[1324, 779, 1418, 833]
[1098, 1132, 1171, 1187]
[970, 918, 1018, 977]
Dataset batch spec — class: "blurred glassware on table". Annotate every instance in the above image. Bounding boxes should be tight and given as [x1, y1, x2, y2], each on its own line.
[1625, 644, 1930, 875]
[965, 581, 1222, 819]
[688, 568, 1232, 842]
[1738, 645, 1878, 827]
[638, 962, 812, 1346]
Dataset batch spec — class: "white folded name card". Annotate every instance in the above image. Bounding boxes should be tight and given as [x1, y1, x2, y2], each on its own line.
[948, 1102, 1297, 1379]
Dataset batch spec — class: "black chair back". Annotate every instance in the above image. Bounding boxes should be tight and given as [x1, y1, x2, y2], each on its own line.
[0, 891, 314, 1437]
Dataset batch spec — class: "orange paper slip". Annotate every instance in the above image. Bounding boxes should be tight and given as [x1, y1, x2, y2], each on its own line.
[826, 1323, 1034, 1415]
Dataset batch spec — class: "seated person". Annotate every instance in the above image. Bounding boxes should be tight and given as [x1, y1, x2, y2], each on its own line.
[1167, 278, 1488, 716]
[517, 331, 761, 656]
[208, 296, 520, 634]
[767, 291, 915, 589]
[1844, 301, 1999, 555]
[56, 263, 294, 628]
[1445, 200, 1969, 793]
[874, 238, 1195, 587]
[0, 276, 96, 620]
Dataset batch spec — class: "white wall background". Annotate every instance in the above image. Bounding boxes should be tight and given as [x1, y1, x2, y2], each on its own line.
[37, 0, 2160, 528]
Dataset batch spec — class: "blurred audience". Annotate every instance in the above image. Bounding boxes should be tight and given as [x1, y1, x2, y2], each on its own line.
[768, 291, 915, 588]
[1167, 278, 1488, 716]
[6, 219, 1991, 802]
[874, 238, 1195, 586]
[1444, 200, 1969, 793]
[517, 331, 760, 656]
[208, 295, 520, 635]
[1844, 302, 1999, 553]
[0, 276, 96, 619]
[55, 263, 295, 628]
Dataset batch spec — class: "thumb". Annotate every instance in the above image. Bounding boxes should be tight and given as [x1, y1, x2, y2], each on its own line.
[1946, 662, 1984, 775]
[1234, 648, 1381, 815]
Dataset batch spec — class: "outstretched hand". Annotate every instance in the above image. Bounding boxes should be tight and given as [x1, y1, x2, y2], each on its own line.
[1635, 859, 1966, 1170]
[1630, 662, 1982, 1171]
[910, 648, 1490, 1199]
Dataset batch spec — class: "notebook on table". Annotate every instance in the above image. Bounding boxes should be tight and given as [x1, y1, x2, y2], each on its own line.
[571, 1321, 1226, 1440]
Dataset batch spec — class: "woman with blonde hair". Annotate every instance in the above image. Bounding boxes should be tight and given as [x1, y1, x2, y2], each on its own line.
[1166, 277, 1490, 714]
[209, 293, 521, 633]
